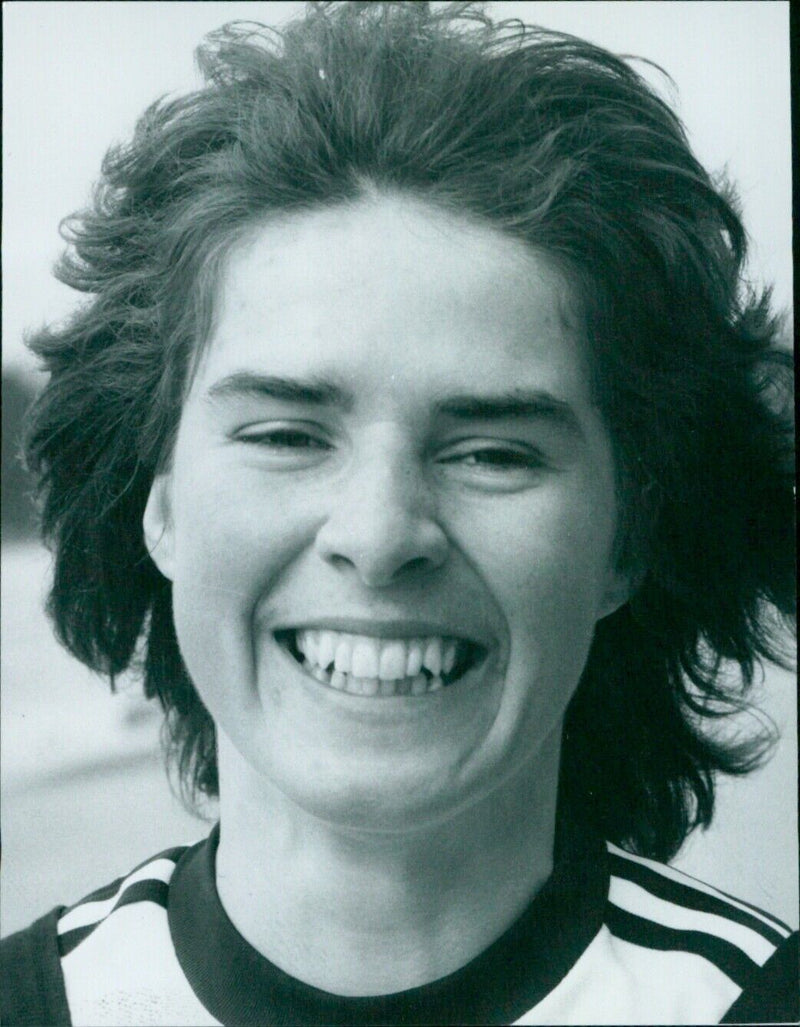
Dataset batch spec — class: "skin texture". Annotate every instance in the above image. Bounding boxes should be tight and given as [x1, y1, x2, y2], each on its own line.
[143, 193, 631, 993]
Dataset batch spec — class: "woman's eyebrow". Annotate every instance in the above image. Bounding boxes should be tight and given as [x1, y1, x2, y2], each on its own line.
[205, 374, 583, 438]
[205, 372, 353, 410]
[435, 390, 585, 439]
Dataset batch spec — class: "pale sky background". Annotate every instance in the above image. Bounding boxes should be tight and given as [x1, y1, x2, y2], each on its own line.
[2, 1, 792, 372]
[2, 1, 796, 925]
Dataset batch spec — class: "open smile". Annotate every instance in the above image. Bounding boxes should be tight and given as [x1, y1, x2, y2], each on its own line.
[275, 628, 488, 698]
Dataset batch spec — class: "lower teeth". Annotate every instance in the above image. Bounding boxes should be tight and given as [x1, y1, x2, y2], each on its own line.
[304, 659, 443, 696]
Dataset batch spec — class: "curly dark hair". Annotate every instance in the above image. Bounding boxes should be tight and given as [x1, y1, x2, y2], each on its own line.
[24, 1, 794, 861]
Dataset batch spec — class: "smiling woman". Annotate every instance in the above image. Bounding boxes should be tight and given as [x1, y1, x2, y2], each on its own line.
[142, 197, 627, 847]
[2, 3, 796, 1025]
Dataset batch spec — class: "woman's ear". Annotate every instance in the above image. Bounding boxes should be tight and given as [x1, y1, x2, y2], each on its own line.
[143, 473, 175, 580]
[598, 562, 646, 621]
[598, 578, 631, 620]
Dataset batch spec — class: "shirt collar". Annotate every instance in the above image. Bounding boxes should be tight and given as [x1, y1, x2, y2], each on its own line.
[169, 816, 608, 1026]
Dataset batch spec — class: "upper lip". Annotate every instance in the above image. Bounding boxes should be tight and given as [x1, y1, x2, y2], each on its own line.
[272, 617, 493, 649]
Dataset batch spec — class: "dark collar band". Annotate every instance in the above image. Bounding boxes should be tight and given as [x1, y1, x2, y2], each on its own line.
[169, 818, 608, 1026]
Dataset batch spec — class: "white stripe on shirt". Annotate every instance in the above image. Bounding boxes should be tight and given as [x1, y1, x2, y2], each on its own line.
[57, 858, 178, 935]
[608, 875, 776, 965]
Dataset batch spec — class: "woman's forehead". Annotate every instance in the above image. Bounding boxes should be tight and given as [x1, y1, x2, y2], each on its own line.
[194, 193, 590, 394]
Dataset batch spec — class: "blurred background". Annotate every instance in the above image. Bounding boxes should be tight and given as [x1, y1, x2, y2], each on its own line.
[2, 1, 796, 936]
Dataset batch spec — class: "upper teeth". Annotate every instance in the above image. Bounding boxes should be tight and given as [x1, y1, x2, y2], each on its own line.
[294, 630, 459, 681]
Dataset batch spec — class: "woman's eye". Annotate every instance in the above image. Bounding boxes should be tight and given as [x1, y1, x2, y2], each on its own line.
[436, 443, 549, 490]
[235, 427, 331, 451]
[442, 446, 545, 471]
[458, 448, 542, 469]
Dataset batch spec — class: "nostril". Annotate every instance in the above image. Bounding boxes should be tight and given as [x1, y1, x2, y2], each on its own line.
[404, 556, 434, 575]
[326, 553, 356, 572]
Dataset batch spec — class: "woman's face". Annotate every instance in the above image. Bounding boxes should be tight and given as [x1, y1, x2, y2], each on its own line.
[144, 194, 630, 830]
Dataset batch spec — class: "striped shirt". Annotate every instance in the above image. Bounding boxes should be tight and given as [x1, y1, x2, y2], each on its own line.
[2, 824, 797, 1025]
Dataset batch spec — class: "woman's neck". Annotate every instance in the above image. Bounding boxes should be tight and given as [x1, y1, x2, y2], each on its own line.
[214, 727, 562, 996]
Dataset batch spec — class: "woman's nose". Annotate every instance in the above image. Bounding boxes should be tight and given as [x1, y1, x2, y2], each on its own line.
[313, 443, 449, 588]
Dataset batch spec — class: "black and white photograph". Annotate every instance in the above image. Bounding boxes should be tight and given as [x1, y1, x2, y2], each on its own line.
[2, 2, 797, 1024]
